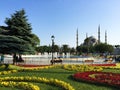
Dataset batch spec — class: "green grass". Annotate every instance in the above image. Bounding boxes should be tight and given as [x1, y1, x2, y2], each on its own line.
[0, 87, 20, 90]
[0, 65, 120, 90]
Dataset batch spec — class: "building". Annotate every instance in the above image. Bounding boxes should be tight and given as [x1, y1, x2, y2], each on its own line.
[83, 36, 98, 46]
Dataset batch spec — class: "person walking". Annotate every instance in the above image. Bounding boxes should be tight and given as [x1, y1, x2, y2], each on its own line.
[0, 54, 4, 64]
[13, 53, 18, 65]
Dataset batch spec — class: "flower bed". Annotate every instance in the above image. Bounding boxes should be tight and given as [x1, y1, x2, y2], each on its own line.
[0, 70, 18, 75]
[63, 64, 103, 72]
[0, 76, 75, 90]
[91, 63, 116, 66]
[91, 63, 120, 69]
[0, 81, 39, 90]
[17, 64, 50, 67]
[73, 71, 120, 88]
[0, 65, 75, 90]
[0, 65, 59, 75]
[9, 64, 55, 71]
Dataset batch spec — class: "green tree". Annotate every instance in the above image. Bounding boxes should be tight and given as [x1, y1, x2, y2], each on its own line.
[89, 45, 95, 53]
[115, 45, 120, 49]
[36, 45, 52, 54]
[94, 43, 114, 53]
[0, 35, 35, 54]
[61, 44, 70, 55]
[84, 37, 89, 46]
[77, 45, 88, 54]
[0, 9, 40, 54]
[36, 46, 44, 54]
[70, 47, 76, 55]
[53, 45, 59, 53]
[31, 34, 40, 48]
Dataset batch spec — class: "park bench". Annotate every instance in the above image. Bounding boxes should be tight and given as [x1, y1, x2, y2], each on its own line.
[50, 58, 62, 65]
[84, 60, 94, 64]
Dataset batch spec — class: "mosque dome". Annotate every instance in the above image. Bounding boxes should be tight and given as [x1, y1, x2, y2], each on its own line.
[83, 36, 98, 46]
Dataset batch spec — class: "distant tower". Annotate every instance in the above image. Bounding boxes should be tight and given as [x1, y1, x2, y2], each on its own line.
[105, 30, 107, 44]
[76, 28, 78, 55]
[76, 28, 78, 48]
[98, 25, 100, 43]
[86, 33, 88, 38]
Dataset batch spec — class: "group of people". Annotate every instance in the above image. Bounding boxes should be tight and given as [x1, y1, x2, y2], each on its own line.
[0, 54, 24, 65]
[13, 54, 24, 64]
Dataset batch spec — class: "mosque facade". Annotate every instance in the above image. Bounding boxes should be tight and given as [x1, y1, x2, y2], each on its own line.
[76, 25, 107, 47]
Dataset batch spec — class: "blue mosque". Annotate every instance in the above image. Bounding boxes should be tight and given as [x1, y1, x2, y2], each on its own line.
[76, 25, 107, 47]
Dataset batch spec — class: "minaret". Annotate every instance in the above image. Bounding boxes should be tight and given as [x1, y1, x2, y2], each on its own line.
[86, 33, 88, 39]
[105, 30, 107, 44]
[76, 28, 78, 55]
[98, 25, 100, 44]
[76, 28, 78, 48]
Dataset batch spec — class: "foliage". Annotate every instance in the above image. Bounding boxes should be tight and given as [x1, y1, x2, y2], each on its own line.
[0, 81, 39, 90]
[94, 43, 114, 53]
[36, 45, 60, 54]
[77, 43, 114, 54]
[30, 34, 40, 48]
[115, 45, 120, 49]
[0, 9, 40, 54]
[53, 45, 59, 53]
[77, 45, 89, 54]
[61, 44, 70, 55]
[70, 47, 76, 55]
[63, 64, 103, 72]
[0, 76, 74, 90]
[0, 35, 34, 54]
[36, 45, 51, 54]
[73, 71, 120, 88]
[84, 37, 90, 46]
[0, 64, 119, 90]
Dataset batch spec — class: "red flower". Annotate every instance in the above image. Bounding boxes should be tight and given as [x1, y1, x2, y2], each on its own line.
[73, 71, 120, 88]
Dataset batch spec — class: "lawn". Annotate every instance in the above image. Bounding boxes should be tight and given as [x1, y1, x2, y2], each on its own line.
[0, 64, 119, 90]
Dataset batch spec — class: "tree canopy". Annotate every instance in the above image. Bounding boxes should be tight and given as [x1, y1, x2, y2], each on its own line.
[77, 43, 114, 55]
[61, 44, 70, 55]
[0, 9, 40, 54]
[94, 43, 114, 53]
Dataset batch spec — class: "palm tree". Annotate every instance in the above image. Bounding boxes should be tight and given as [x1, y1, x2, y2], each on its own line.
[61, 44, 70, 56]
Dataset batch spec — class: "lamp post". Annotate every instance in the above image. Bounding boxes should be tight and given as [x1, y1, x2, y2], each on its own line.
[51, 35, 55, 63]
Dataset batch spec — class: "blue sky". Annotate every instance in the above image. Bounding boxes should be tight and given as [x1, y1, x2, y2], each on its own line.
[0, 0, 120, 47]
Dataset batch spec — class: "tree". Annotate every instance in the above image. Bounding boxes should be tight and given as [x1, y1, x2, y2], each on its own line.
[36, 46, 48, 54]
[84, 37, 89, 46]
[31, 34, 40, 48]
[77, 45, 88, 54]
[61, 44, 70, 55]
[5, 9, 32, 36]
[94, 43, 114, 54]
[0, 9, 40, 54]
[0, 35, 34, 54]
[89, 45, 95, 53]
[115, 45, 120, 49]
[53, 45, 59, 53]
[70, 47, 76, 55]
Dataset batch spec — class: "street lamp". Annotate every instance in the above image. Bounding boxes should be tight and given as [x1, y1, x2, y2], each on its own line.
[51, 35, 55, 64]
